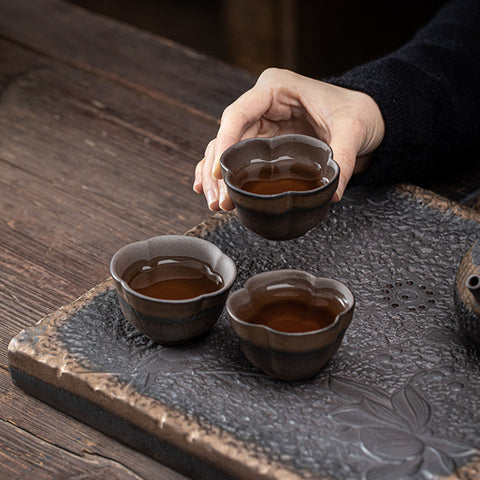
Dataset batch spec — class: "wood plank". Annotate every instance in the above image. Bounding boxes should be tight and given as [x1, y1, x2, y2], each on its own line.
[0, 241, 86, 368]
[0, 38, 199, 477]
[0, 38, 215, 216]
[0, 3, 251, 478]
[0, 370, 187, 480]
[0, 0, 253, 120]
[0, 41, 215, 248]
[0, 37, 237, 366]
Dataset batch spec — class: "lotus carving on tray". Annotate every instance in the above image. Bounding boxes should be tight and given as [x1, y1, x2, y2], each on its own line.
[328, 376, 476, 479]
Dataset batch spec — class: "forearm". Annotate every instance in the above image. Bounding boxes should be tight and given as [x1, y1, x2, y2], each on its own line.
[328, 0, 480, 185]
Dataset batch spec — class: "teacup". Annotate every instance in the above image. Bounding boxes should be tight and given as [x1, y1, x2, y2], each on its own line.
[226, 270, 355, 381]
[220, 134, 339, 240]
[110, 235, 236, 344]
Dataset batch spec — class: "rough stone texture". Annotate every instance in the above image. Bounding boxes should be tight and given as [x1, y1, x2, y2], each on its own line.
[9, 185, 480, 480]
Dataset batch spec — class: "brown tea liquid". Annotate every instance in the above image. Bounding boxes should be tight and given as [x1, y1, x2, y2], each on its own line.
[123, 256, 223, 300]
[235, 157, 328, 195]
[245, 288, 345, 333]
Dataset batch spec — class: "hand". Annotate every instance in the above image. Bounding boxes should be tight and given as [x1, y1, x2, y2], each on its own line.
[193, 68, 385, 211]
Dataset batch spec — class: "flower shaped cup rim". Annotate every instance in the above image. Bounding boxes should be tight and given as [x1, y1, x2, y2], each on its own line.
[220, 134, 340, 199]
[227, 269, 355, 338]
[110, 235, 237, 305]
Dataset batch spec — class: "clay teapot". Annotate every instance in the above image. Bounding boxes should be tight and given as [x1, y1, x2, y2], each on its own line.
[454, 239, 480, 343]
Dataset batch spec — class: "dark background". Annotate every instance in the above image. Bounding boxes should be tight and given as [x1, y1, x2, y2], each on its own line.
[68, 0, 445, 79]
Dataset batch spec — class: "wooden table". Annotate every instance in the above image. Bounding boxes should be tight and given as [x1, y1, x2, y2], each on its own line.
[1, 1, 479, 479]
[0, 1, 252, 478]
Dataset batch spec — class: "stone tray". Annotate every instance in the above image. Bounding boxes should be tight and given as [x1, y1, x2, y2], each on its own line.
[8, 185, 480, 480]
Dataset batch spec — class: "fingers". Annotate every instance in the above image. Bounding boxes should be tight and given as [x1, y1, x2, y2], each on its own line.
[212, 86, 274, 179]
[196, 68, 338, 209]
[211, 132, 237, 180]
[193, 158, 204, 193]
[194, 139, 215, 195]
[202, 167, 219, 211]
[218, 179, 234, 211]
[195, 77, 274, 209]
[328, 120, 364, 202]
[200, 140, 220, 210]
[194, 142, 235, 211]
[329, 147, 356, 202]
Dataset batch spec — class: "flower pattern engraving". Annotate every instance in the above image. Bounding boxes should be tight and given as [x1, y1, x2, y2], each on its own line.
[328, 376, 477, 479]
[48, 187, 480, 479]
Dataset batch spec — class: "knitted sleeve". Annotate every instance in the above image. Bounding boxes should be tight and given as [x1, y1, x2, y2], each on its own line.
[328, 0, 480, 186]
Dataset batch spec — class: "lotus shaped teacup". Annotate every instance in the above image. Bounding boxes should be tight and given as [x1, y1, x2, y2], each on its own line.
[111, 235, 236, 345]
[220, 134, 339, 240]
[226, 270, 355, 381]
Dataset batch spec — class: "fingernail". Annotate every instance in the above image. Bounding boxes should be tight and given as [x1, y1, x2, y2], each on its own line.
[206, 189, 216, 208]
[219, 186, 226, 207]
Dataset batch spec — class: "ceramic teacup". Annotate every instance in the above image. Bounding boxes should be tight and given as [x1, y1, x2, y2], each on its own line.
[226, 270, 355, 381]
[220, 134, 339, 240]
[110, 235, 236, 345]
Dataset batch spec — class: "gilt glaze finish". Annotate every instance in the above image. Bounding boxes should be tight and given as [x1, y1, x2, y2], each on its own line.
[8, 185, 480, 479]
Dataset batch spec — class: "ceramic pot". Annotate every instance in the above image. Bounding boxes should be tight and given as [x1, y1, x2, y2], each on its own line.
[454, 239, 480, 343]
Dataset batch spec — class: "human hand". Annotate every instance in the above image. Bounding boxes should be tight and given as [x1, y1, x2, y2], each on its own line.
[193, 68, 385, 211]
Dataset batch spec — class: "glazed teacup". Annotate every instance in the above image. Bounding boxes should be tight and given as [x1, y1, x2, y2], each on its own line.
[110, 235, 236, 344]
[226, 270, 355, 381]
[220, 134, 339, 240]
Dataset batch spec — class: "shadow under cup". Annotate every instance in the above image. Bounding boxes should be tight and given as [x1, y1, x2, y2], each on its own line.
[220, 134, 339, 241]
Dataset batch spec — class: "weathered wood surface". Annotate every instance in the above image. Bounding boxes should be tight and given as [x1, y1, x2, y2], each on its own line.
[0, 0, 253, 478]
[0, 368, 187, 480]
[0, 37, 216, 353]
[0, 0, 253, 121]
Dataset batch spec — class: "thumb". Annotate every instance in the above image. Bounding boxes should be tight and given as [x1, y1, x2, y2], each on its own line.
[328, 129, 361, 202]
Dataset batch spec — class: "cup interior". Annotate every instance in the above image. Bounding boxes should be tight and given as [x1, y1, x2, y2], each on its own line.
[228, 270, 354, 336]
[221, 135, 339, 196]
[110, 235, 237, 303]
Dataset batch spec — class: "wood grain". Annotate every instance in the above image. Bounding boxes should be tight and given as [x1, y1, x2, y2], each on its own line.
[0, 37, 222, 369]
[0, 2, 249, 476]
[0, 38, 216, 305]
[0, 0, 253, 120]
[0, 370, 186, 479]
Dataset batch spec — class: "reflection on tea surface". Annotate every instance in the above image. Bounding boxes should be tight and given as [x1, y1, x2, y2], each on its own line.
[123, 256, 223, 300]
[244, 285, 346, 333]
[233, 156, 328, 195]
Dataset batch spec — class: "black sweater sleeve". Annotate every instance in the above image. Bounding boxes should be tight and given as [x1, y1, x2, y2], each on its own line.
[328, 0, 480, 186]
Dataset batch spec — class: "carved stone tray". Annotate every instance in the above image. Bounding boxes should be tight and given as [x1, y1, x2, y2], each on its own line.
[8, 185, 480, 480]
